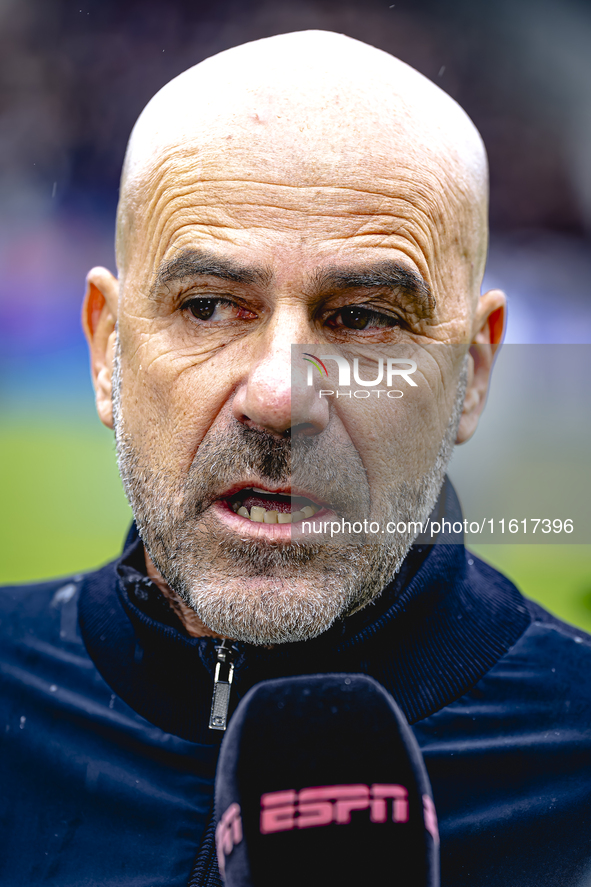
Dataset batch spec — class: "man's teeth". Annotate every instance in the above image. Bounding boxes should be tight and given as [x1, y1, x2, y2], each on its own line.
[232, 503, 319, 523]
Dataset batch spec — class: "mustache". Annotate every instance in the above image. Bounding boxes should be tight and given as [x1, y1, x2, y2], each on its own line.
[184, 420, 370, 519]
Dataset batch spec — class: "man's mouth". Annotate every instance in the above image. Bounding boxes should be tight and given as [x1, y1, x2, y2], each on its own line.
[222, 487, 321, 524]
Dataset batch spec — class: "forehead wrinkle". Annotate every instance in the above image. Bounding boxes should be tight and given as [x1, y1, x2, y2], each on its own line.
[124, 153, 472, 251]
[121, 154, 485, 307]
[127, 146, 463, 211]
[124, 172, 455, 281]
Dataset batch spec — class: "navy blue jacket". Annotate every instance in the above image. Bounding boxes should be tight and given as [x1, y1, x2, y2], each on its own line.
[1, 483, 591, 885]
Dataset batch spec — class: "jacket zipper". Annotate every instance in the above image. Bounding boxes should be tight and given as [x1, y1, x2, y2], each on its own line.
[209, 639, 237, 731]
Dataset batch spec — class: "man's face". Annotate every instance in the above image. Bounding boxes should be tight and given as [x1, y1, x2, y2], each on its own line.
[88, 94, 499, 644]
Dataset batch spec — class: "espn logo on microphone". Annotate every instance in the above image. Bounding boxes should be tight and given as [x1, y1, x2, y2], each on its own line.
[260, 783, 410, 833]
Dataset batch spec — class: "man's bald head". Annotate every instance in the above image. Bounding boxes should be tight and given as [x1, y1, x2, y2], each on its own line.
[116, 30, 488, 294]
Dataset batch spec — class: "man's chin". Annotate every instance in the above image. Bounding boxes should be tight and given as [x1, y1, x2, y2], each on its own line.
[146, 523, 410, 644]
[180, 575, 355, 646]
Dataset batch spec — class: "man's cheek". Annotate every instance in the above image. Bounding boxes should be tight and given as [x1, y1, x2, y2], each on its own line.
[339, 376, 441, 477]
[119, 360, 214, 472]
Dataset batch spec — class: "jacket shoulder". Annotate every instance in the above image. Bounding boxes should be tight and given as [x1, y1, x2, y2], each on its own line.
[0, 565, 111, 644]
[0, 573, 84, 615]
[524, 596, 591, 647]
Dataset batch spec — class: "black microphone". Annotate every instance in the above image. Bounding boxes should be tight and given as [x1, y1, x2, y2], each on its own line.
[214, 673, 439, 886]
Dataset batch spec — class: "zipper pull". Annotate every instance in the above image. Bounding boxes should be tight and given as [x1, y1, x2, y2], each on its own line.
[209, 639, 236, 731]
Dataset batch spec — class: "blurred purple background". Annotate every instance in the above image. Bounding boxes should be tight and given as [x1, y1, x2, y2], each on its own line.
[1, 0, 591, 414]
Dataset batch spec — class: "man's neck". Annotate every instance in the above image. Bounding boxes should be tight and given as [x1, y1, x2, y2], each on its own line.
[143, 546, 229, 639]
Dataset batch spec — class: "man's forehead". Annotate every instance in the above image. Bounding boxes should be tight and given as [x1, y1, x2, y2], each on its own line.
[122, 30, 485, 194]
[117, 30, 488, 293]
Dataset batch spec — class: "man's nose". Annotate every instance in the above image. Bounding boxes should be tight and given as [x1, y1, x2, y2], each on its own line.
[231, 316, 329, 438]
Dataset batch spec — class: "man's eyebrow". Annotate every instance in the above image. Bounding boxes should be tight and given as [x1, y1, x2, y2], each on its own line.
[310, 262, 435, 319]
[150, 249, 272, 297]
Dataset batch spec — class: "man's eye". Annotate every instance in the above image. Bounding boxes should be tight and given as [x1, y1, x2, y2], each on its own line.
[187, 298, 219, 320]
[327, 306, 400, 330]
[183, 298, 256, 322]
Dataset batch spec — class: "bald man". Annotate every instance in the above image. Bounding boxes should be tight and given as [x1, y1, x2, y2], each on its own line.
[2, 31, 591, 887]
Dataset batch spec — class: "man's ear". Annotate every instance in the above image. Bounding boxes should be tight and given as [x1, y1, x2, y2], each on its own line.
[82, 267, 119, 429]
[456, 289, 506, 444]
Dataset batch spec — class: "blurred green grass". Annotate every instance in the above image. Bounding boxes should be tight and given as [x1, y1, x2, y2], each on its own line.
[0, 415, 132, 582]
[1, 416, 590, 633]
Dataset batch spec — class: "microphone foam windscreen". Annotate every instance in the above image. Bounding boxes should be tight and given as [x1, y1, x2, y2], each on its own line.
[214, 673, 439, 887]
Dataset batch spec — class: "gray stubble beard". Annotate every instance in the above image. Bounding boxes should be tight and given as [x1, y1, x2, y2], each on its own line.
[112, 340, 467, 645]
